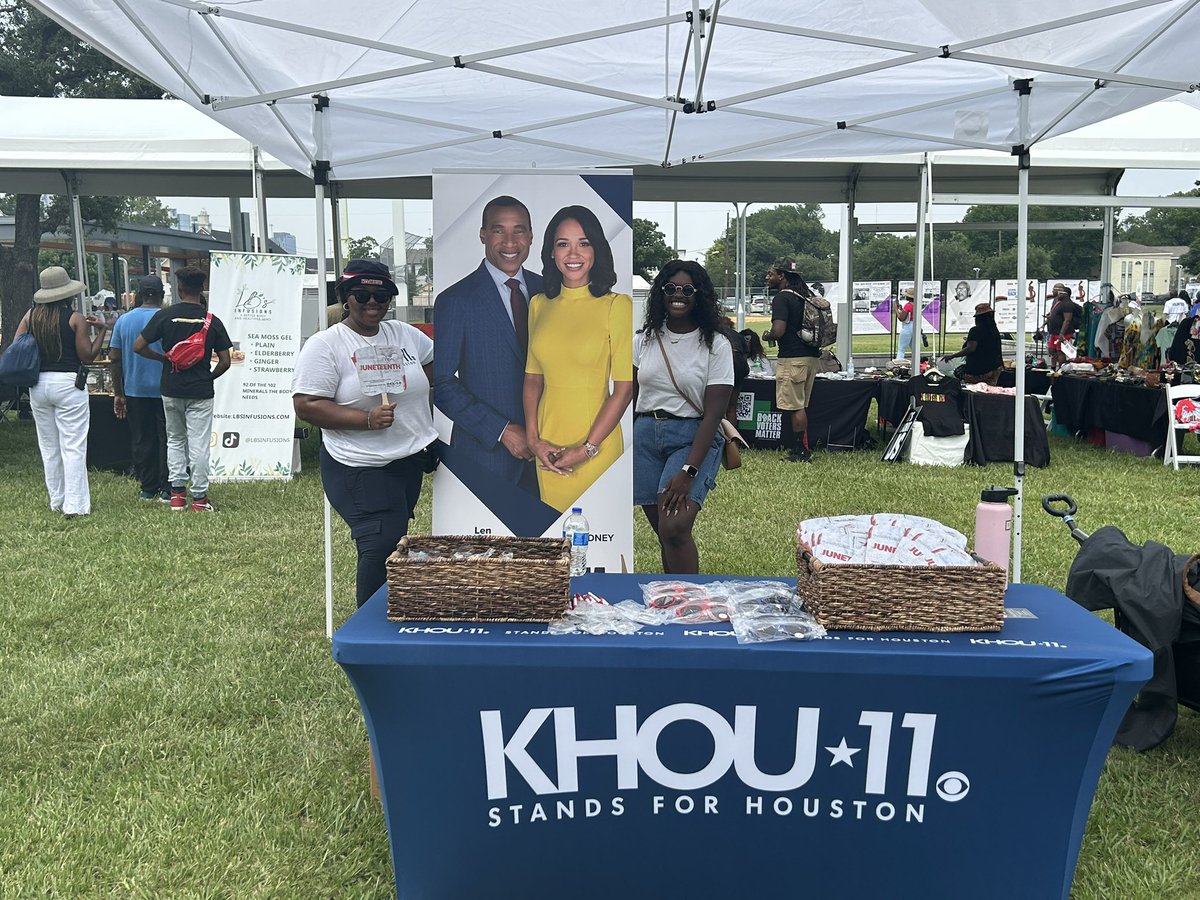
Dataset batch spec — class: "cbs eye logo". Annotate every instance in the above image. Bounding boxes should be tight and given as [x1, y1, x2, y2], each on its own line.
[935, 771, 971, 802]
[221, 432, 240, 449]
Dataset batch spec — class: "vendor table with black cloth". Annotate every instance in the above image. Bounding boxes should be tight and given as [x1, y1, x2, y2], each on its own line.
[964, 392, 1051, 468]
[334, 574, 1150, 900]
[1050, 375, 1170, 444]
[736, 375, 877, 450]
[87, 394, 130, 473]
[878, 377, 1050, 467]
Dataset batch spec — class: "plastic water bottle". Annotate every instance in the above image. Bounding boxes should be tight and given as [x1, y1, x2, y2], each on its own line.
[563, 507, 590, 577]
[975, 486, 1018, 577]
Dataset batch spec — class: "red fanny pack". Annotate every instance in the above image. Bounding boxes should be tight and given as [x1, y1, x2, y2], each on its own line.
[164, 313, 212, 373]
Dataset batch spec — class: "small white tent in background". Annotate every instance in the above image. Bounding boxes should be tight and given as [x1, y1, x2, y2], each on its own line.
[27, 0, 1200, 627]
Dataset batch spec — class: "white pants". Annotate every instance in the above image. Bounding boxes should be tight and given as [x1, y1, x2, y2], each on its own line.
[29, 371, 91, 515]
[162, 396, 214, 497]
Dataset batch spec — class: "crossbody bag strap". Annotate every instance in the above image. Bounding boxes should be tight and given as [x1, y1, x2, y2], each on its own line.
[654, 331, 703, 416]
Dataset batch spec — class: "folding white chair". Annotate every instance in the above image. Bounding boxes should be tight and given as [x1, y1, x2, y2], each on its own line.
[1163, 383, 1200, 470]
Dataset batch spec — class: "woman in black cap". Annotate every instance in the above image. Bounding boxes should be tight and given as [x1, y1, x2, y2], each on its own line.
[292, 260, 438, 607]
[13, 266, 109, 516]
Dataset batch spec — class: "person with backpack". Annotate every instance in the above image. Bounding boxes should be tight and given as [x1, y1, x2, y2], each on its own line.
[761, 257, 821, 463]
[133, 265, 232, 512]
[11, 266, 109, 517]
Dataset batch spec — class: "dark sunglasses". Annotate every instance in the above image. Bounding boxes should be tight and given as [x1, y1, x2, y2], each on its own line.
[662, 282, 696, 297]
[348, 288, 393, 304]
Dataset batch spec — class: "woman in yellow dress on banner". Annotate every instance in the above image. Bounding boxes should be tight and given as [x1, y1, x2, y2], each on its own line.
[524, 205, 633, 513]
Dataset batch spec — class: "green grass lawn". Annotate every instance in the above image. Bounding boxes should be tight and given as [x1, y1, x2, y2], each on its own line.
[1, 414, 1197, 897]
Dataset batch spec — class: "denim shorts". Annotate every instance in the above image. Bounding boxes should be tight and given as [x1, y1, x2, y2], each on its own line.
[633, 415, 725, 508]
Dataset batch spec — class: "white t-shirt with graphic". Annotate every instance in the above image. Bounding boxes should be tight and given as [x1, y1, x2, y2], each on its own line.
[292, 320, 436, 467]
[633, 328, 734, 417]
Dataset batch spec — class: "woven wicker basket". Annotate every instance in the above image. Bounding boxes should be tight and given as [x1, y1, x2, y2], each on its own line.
[795, 543, 1005, 632]
[386, 534, 571, 622]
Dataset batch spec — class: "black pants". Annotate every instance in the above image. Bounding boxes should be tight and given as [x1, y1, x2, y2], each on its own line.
[126, 396, 168, 494]
[320, 445, 422, 607]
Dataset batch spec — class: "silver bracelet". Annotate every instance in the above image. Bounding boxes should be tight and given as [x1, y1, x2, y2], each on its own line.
[366, 409, 373, 430]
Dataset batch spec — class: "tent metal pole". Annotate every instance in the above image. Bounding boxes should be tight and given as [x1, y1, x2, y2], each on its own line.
[312, 94, 335, 640]
[912, 158, 928, 369]
[736, 202, 750, 330]
[1012, 81, 1033, 585]
[838, 192, 855, 368]
[315, 178, 334, 640]
[253, 147, 268, 252]
[65, 172, 89, 312]
[330, 184, 344, 276]
[1101, 176, 1119, 295]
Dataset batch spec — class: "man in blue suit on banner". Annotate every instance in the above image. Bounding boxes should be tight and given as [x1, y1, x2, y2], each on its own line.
[434, 196, 543, 497]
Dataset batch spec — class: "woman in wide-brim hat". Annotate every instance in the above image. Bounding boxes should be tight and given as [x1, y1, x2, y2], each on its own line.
[13, 266, 110, 516]
[943, 302, 1004, 384]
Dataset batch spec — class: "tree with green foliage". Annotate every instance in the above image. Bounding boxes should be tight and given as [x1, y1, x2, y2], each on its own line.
[0, 3, 163, 346]
[705, 203, 836, 293]
[632, 218, 676, 280]
[344, 236, 381, 261]
[851, 232, 915, 282]
[979, 245, 1055, 281]
[961, 203, 1105, 277]
[1118, 183, 1200, 247]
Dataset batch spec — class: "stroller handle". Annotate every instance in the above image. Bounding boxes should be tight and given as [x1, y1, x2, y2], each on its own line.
[1042, 495, 1078, 518]
[1041, 494, 1089, 544]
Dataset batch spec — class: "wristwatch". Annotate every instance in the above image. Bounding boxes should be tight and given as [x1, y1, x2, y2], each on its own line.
[583, 440, 600, 459]
[681, 464, 699, 478]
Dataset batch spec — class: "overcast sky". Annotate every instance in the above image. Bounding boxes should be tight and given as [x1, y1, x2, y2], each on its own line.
[161, 167, 1197, 263]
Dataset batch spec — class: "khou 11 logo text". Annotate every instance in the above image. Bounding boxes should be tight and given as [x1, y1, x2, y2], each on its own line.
[480, 704, 970, 828]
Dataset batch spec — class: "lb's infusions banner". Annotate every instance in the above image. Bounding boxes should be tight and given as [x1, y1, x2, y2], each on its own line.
[207, 251, 305, 480]
[431, 170, 634, 574]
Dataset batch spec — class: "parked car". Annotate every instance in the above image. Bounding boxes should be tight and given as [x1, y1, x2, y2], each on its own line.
[749, 295, 767, 314]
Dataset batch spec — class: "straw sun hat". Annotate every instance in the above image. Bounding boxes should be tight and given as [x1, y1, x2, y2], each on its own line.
[33, 266, 86, 304]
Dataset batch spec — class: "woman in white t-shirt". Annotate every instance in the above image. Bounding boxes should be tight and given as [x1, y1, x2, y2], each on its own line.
[633, 261, 734, 574]
[292, 260, 437, 607]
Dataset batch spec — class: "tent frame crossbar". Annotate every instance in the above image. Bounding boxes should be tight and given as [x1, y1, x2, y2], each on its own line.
[112, 0, 207, 102]
[1031, 0, 1200, 143]
[933, 193, 1200, 207]
[200, 12, 315, 165]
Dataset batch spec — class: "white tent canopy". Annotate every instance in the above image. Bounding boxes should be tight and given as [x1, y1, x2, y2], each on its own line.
[28, 0, 1198, 605]
[4, 93, 1200, 202]
[29, 1, 1200, 182]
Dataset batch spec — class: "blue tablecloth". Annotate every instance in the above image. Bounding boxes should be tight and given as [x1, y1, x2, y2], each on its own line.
[333, 574, 1151, 900]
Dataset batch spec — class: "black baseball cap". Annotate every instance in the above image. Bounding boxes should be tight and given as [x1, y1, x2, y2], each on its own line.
[137, 275, 165, 294]
[339, 259, 398, 295]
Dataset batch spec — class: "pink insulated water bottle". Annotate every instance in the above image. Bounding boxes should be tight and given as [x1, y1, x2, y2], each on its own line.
[975, 487, 1018, 576]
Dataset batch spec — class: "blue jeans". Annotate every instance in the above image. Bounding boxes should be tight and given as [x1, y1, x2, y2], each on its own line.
[898, 321, 914, 359]
[633, 415, 724, 508]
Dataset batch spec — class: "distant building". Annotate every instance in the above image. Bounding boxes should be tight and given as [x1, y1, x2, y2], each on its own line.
[1111, 241, 1190, 295]
[272, 231, 297, 255]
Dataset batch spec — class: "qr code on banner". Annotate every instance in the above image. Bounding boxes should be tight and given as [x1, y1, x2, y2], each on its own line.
[736, 392, 754, 422]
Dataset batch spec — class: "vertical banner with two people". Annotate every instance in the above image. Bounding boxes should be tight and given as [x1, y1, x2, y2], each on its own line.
[207, 251, 305, 480]
[431, 170, 634, 573]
